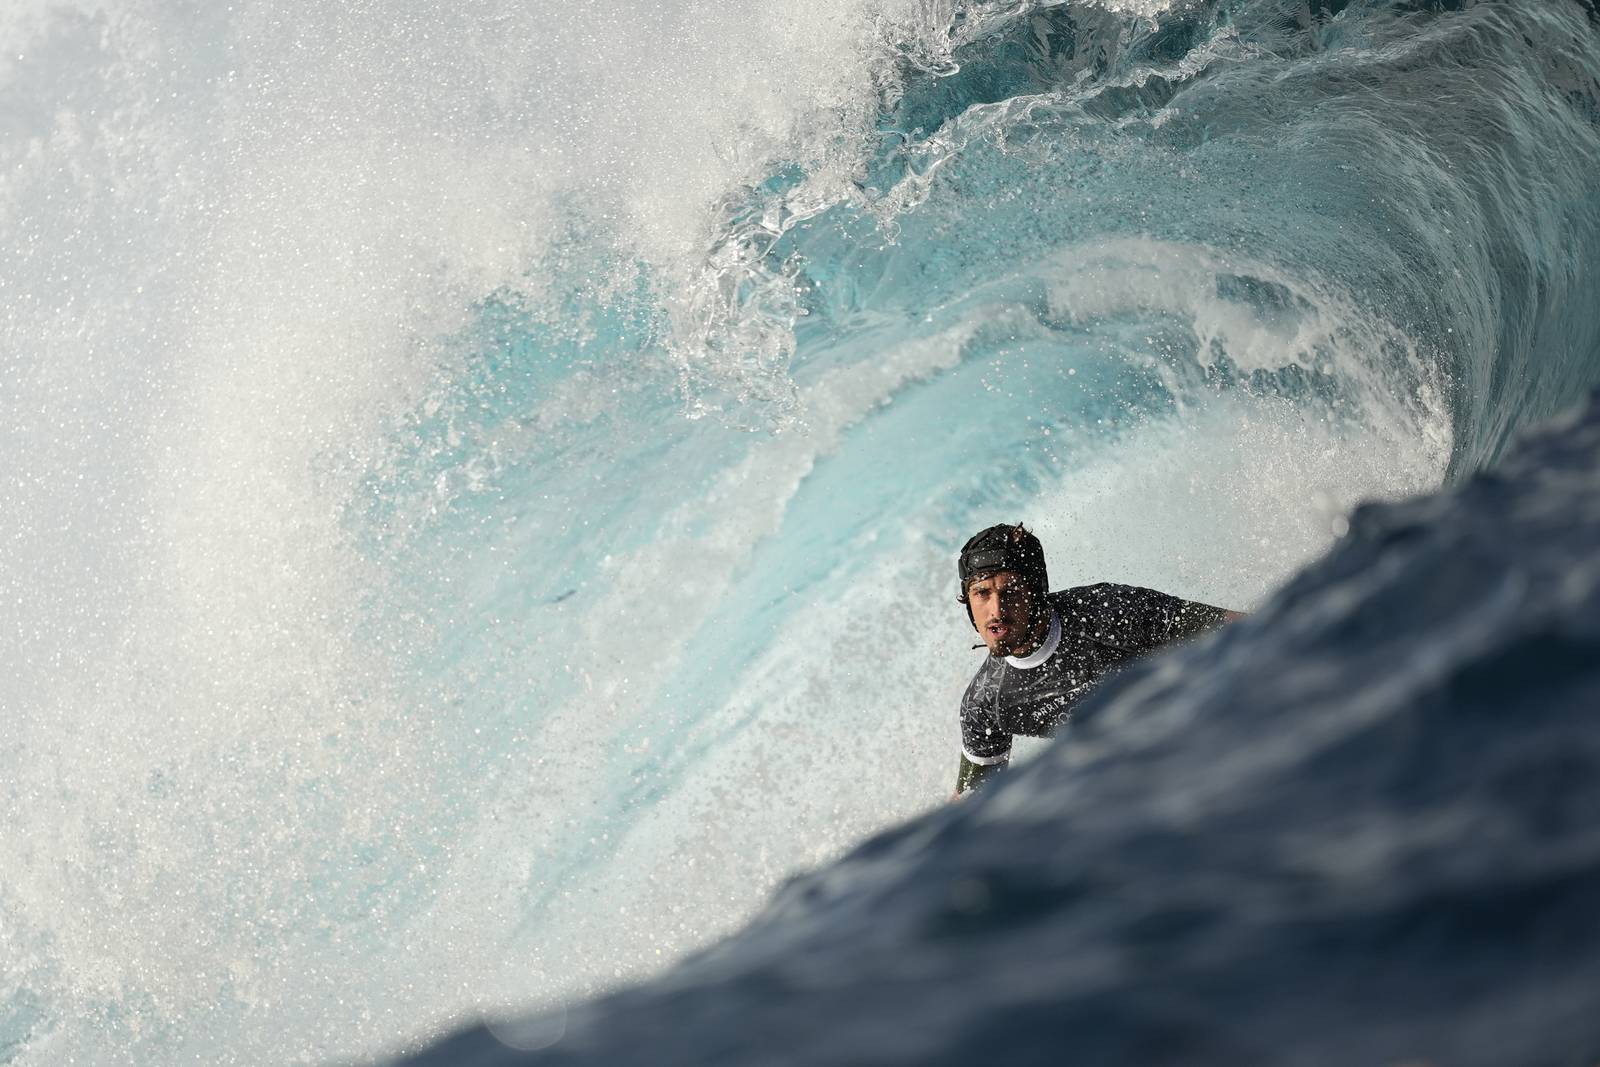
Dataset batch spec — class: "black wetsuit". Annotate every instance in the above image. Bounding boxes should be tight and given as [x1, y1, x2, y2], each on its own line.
[959, 583, 1228, 768]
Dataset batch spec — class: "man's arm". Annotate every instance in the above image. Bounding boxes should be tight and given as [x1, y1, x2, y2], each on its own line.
[1165, 595, 1240, 640]
[952, 752, 1008, 800]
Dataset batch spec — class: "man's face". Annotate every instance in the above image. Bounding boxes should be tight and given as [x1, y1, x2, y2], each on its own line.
[966, 570, 1040, 656]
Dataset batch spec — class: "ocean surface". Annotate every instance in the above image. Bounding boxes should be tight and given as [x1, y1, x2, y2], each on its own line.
[1, 0, 1597, 1064]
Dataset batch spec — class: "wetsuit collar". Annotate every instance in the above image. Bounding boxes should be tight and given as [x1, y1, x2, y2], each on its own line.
[1006, 608, 1061, 669]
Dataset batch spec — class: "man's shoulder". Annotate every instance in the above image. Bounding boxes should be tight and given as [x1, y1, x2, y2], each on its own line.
[1050, 583, 1168, 640]
[1052, 581, 1139, 601]
[1050, 583, 1131, 616]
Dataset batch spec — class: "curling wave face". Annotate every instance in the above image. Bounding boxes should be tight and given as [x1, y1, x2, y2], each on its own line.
[399, 386, 1600, 1066]
[2, 0, 1599, 1064]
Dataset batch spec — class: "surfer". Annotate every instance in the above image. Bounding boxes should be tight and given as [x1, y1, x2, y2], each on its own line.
[953, 523, 1243, 797]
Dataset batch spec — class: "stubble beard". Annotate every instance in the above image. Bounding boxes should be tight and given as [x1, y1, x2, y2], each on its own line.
[988, 610, 1046, 658]
[1007, 613, 1050, 658]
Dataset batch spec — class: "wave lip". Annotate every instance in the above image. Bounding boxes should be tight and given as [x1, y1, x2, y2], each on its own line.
[395, 388, 1600, 1067]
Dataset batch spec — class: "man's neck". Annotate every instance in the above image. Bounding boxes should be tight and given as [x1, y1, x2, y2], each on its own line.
[1007, 612, 1053, 660]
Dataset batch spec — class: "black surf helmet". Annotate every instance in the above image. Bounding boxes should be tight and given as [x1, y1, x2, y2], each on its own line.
[957, 523, 1049, 628]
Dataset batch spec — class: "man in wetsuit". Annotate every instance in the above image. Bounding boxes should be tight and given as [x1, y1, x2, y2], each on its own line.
[954, 523, 1243, 797]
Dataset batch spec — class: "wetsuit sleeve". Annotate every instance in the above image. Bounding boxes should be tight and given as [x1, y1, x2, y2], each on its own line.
[1076, 583, 1229, 654]
[959, 679, 1013, 767]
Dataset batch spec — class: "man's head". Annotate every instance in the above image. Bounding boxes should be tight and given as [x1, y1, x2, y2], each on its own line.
[957, 523, 1051, 656]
